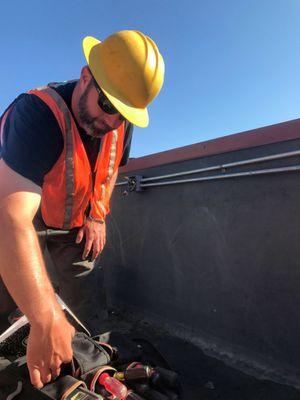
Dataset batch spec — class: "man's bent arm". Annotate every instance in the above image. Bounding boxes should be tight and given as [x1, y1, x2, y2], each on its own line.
[0, 159, 74, 388]
[0, 159, 58, 323]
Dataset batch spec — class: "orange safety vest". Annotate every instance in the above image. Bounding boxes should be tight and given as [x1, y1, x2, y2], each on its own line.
[1, 85, 125, 229]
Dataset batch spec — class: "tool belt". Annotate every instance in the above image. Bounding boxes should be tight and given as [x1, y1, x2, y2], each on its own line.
[0, 331, 181, 400]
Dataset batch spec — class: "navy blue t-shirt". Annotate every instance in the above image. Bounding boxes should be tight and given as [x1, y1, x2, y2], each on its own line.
[0, 80, 133, 187]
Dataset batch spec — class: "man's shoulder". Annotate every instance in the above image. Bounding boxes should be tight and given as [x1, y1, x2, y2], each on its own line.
[11, 79, 78, 115]
[10, 92, 53, 119]
[1, 91, 65, 187]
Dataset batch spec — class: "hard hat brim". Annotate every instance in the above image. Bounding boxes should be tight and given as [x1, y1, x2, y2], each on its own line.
[82, 36, 149, 128]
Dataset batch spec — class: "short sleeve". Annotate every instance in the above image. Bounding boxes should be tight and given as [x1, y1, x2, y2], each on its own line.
[0, 93, 64, 187]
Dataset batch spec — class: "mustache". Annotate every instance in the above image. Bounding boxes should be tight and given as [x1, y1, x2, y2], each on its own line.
[91, 118, 112, 132]
[78, 106, 111, 137]
[89, 119, 112, 136]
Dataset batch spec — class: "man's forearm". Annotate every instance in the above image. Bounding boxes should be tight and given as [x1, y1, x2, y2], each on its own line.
[0, 212, 60, 324]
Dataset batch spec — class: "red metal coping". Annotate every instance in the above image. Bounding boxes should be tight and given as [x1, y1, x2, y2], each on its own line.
[120, 118, 300, 173]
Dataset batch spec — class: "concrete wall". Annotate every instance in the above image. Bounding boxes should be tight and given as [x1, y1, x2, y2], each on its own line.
[100, 120, 300, 381]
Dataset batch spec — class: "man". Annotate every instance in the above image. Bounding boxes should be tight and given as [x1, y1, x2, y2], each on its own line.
[0, 30, 164, 388]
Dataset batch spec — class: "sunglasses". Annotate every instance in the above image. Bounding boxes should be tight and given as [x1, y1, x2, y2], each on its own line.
[92, 76, 124, 119]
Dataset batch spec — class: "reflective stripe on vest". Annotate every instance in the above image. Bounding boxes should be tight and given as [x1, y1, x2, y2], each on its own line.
[32, 87, 75, 229]
[96, 129, 118, 217]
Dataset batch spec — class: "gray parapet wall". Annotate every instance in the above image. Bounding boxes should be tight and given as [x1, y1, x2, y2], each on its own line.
[100, 119, 300, 385]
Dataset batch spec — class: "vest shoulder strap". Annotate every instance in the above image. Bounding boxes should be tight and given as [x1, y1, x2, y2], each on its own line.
[29, 86, 73, 133]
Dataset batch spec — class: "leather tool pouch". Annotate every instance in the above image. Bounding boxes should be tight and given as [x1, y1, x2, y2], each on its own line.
[41, 375, 101, 400]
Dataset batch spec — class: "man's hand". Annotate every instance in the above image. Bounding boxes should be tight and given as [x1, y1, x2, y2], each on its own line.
[76, 219, 106, 260]
[26, 310, 75, 389]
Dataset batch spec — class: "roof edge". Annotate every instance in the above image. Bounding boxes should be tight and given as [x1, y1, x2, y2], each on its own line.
[120, 118, 300, 173]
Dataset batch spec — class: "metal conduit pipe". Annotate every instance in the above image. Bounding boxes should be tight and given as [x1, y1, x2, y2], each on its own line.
[116, 150, 300, 187]
[142, 149, 300, 182]
[140, 165, 300, 188]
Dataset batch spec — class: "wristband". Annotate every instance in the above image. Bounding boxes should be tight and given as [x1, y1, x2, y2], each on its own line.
[87, 215, 105, 224]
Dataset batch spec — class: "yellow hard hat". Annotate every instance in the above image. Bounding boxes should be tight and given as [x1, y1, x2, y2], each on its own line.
[82, 30, 165, 127]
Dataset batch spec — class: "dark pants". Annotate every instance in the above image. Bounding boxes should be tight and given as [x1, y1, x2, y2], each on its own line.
[0, 211, 107, 336]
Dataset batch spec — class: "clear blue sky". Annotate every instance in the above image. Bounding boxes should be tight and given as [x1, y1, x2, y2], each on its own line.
[1, 0, 299, 158]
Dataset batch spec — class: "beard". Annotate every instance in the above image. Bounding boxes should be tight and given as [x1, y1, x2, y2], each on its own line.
[77, 81, 110, 138]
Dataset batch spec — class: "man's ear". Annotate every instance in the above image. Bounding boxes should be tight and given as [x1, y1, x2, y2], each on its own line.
[80, 66, 92, 86]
